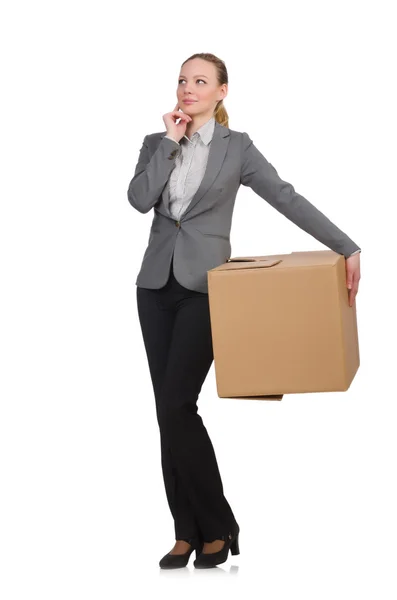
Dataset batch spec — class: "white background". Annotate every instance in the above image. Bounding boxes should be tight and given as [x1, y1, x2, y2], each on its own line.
[1, 0, 396, 598]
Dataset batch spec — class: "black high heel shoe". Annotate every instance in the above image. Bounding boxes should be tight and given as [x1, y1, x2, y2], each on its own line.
[159, 536, 204, 569]
[193, 523, 240, 569]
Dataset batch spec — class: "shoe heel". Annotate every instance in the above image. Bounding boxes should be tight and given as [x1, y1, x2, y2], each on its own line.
[195, 548, 201, 559]
[230, 533, 240, 555]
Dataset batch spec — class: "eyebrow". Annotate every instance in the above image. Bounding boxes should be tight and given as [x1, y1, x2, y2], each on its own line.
[179, 74, 209, 79]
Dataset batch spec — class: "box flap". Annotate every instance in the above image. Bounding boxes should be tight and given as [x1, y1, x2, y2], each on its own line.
[216, 257, 283, 271]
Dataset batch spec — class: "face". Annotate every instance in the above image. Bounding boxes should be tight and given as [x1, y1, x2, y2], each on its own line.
[177, 58, 227, 116]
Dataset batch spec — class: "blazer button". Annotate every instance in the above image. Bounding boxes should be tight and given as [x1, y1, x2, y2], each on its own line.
[168, 149, 178, 159]
[175, 221, 180, 227]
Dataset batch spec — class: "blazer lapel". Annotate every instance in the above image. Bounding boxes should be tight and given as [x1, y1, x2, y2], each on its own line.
[158, 120, 230, 219]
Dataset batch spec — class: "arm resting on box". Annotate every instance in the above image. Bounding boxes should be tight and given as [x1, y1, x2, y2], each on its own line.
[240, 132, 361, 258]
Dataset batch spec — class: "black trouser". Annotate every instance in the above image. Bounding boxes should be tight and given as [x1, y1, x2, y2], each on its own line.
[136, 259, 237, 542]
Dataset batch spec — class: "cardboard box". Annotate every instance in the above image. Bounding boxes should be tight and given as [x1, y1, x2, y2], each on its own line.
[207, 250, 360, 401]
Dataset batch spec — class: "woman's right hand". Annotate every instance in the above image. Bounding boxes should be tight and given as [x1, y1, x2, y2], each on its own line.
[163, 103, 192, 142]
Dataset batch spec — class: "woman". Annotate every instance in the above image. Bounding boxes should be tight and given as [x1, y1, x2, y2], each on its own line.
[128, 53, 361, 570]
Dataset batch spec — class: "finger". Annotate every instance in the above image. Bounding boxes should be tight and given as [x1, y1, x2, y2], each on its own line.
[172, 112, 191, 122]
[349, 284, 359, 306]
[172, 110, 191, 118]
[346, 270, 360, 290]
[349, 289, 354, 306]
[346, 274, 353, 289]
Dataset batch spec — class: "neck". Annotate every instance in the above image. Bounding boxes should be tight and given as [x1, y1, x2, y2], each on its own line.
[185, 113, 214, 139]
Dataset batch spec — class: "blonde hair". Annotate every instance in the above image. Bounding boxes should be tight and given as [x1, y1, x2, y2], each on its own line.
[181, 53, 229, 127]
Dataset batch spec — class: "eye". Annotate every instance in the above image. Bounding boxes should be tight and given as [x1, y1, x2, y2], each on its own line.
[178, 78, 206, 84]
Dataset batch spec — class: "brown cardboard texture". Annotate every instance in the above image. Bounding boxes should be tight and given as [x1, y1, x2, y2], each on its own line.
[207, 250, 360, 400]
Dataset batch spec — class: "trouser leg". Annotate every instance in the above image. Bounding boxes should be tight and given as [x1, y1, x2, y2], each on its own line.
[136, 276, 200, 540]
[155, 276, 237, 541]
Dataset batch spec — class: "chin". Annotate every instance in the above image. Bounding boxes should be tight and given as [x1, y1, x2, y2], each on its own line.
[180, 103, 198, 111]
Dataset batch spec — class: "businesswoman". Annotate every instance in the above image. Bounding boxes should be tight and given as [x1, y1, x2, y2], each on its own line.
[127, 53, 361, 569]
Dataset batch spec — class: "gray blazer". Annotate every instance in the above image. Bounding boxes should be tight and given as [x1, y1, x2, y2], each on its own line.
[128, 120, 361, 293]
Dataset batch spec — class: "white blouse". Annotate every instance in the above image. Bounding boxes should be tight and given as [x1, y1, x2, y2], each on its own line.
[164, 115, 215, 221]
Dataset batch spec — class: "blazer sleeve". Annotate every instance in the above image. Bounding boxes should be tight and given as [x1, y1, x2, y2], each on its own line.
[127, 135, 180, 214]
[240, 132, 361, 258]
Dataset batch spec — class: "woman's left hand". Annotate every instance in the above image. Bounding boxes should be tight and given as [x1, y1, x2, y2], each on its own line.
[345, 253, 361, 307]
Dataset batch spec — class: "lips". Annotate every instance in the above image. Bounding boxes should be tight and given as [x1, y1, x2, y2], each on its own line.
[183, 99, 197, 102]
